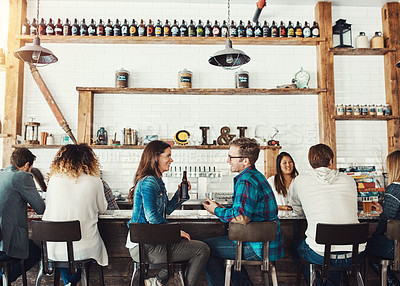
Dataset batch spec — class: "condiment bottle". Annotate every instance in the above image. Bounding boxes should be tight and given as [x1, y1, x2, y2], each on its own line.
[287, 21, 295, 38]
[113, 19, 121, 36]
[138, 19, 146, 36]
[188, 20, 196, 37]
[246, 20, 254, 37]
[46, 18, 55, 35]
[303, 21, 311, 38]
[345, 104, 353, 115]
[229, 20, 237, 37]
[129, 19, 138, 36]
[221, 20, 228, 37]
[80, 19, 89, 36]
[30, 18, 38, 35]
[163, 20, 170, 36]
[38, 18, 46, 35]
[155, 19, 162, 37]
[105, 19, 113, 36]
[237, 20, 245, 37]
[196, 20, 204, 37]
[279, 21, 286, 37]
[355, 32, 369, 49]
[88, 19, 96, 36]
[371, 31, 384, 48]
[262, 21, 270, 37]
[96, 19, 105, 36]
[377, 104, 384, 116]
[171, 19, 180, 36]
[336, 104, 344, 116]
[180, 171, 189, 200]
[369, 104, 377, 116]
[353, 104, 361, 115]
[311, 21, 320, 38]
[22, 18, 30, 35]
[121, 19, 129, 36]
[254, 21, 262, 37]
[295, 21, 303, 37]
[54, 19, 63, 35]
[180, 20, 188, 37]
[204, 20, 212, 37]
[361, 104, 368, 115]
[270, 21, 278, 37]
[212, 20, 220, 37]
[71, 19, 79, 36]
[384, 104, 391, 116]
[146, 19, 154, 36]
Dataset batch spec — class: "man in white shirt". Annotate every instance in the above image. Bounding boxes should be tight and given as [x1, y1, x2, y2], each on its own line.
[291, 143, 364, 285]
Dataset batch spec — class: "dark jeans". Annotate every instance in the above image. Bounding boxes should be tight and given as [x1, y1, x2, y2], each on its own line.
[0, 239, 41, 283]
[293, 239, 364, 286]
[366, 234, 394, 260]
[203, 235, 260, 286]
[59, 268, 81, 286]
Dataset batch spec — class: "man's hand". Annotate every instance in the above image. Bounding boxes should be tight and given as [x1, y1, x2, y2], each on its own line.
[180, 230, 191, 241]
[278, 205, 293, 211]
[202, 197, 220, 215]
[372, 201, 383, 214]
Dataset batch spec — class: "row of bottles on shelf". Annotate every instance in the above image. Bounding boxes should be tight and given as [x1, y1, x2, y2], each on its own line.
[21, 18, 319, 38]
[164, 166, 223, 178]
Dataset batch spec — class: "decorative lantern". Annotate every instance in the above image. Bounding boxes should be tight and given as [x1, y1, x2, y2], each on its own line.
[332, 19, 352, 48]
[24, 122, 40, 144]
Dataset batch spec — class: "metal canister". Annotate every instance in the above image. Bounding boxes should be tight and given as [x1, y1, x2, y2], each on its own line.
[377, 104, 384, 116]
[384, 104, 391, 116]
[361, 105, 369, 115]
[235, 69, 249, 88]
[336, 104, 344, 115]
[369, 104, 377, 116]
[345, 104, 353, 115]
[115, 68, 130, 88]
[353, 104, 361, 115]
[178, 68, 192, 88]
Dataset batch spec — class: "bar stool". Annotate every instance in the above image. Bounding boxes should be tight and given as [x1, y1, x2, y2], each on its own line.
[0, 229, 28, 286]
[31, 220, 105, 286]
[224, 221, 279, 286]
[296, 222, 369, 286]
[364, 219, 400, 286]
[129, 222, 187, 286]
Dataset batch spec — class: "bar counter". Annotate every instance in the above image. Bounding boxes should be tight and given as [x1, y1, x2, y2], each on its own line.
[26, 210, 379, 286]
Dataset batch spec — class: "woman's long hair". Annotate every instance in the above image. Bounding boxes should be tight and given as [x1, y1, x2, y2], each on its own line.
[49, 144, 101, 179]
[274, 152, 298, 197]
[128, 140, 171, 202]
[387, 150, 400, 184]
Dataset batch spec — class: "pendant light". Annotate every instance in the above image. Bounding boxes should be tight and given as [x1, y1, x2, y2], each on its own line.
[14, 0, 58, 66]
[208, 0, 250, 70]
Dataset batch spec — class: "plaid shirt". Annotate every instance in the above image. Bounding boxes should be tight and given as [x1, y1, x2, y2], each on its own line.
[215, 165, 284, 261]
[101, 179, 119, 210]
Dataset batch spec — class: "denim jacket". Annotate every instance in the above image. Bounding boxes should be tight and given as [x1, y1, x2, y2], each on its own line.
[128, 175, 183, 225]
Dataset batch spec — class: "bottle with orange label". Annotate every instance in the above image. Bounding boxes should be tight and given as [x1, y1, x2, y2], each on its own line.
[163, 20, 170, 36]
[38, 18, 46, 35]
[155, 19, 162, 36]
[97, 19, 105, 36]
[146, 19, 154, 36]
[130, 19, 138, 36]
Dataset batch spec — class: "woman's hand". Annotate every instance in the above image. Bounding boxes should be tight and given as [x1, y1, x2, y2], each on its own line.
[372, 201, 383, 214]
[180, 230, 191, 241]
[278, 205, 293, 211]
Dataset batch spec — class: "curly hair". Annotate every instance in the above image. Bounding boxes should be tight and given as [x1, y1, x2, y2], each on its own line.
[49, 144, 101, 179]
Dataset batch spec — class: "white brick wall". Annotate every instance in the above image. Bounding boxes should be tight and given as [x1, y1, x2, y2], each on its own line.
[0, 0, 389, 195]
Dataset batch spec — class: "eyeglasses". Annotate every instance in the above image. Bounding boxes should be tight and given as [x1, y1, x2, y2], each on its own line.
[228, 155, 245, 161]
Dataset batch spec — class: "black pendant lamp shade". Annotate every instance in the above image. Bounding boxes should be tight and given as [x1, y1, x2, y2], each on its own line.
[208, 39, 251, 70]
[396, 61, 400, 68]
[14, 36, 58, 66]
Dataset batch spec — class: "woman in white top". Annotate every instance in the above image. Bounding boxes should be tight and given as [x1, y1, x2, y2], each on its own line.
[267, 152, 298, 211]
[42, 144, 108, 286]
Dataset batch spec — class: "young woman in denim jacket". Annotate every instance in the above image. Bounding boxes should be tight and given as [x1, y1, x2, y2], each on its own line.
[126, 140, 210, 286]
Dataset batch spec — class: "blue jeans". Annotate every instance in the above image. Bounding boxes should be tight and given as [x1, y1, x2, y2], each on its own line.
[59, 268, 81, 286]
[203, 235, 260, 286]
[294, 239, 364, 286]
[0, 240, 41, 283]
[366, 234, 394, 260]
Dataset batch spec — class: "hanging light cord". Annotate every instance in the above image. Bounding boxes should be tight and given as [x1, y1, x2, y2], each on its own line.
[36, 0, 40, 23]
[227, 0, 230, 39]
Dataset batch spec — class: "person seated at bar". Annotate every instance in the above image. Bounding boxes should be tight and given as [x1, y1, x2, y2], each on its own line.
[42, 144, 108, 286]
[202, 137, 284, 286]
[0, 148, 45, 284]
[126, 140, 210, 286]
[267, 151, 299, 212]
[291, 143, 364, 285]
[366, 150, 400, 285]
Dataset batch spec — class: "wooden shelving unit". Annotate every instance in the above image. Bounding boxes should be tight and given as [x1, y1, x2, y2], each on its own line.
[0, 65, 11, 71]
[331, 48, 395, 55]
[333, 115, 400, 120]
[19, 35, 326, 46]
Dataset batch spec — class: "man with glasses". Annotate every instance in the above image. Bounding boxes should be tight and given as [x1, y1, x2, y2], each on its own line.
[203, 137, 283, 286]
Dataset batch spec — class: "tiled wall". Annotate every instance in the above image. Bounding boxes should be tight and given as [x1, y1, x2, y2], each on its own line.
[0, 1, 387, 196]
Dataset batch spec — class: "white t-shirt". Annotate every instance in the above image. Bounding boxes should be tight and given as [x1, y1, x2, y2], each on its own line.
[267, 175, 293, 207]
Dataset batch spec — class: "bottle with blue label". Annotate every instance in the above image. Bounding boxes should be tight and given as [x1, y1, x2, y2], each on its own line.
[235, 69, 249, 88]
[115, 68, 130, 88]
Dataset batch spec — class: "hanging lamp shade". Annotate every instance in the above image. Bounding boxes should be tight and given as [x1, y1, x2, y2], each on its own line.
[396, 61, 400, 68]
[14, 36, 58, 66]
[208, 39, 250, 70]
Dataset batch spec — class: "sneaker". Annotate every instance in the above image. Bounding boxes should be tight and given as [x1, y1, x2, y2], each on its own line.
[145, 277, 159, 286]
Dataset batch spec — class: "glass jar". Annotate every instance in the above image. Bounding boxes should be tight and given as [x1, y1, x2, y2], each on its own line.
[336, 104, 344, 115]
[361, 104, 369, 115]
[178, 68, 193, 88]
[384, 104, 391, 116]
[345, 104, 353, 115]
[369, 104, 377, 116]
[353, 104, 361, 115]
[376, 104, 383, 116]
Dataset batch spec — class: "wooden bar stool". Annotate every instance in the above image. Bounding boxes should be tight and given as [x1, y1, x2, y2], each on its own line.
[0, 229, 28, 286]
[31, 220, 105, 286]
[129, 222, 187, 286]
[296, 223, 369, 286]
[224, 221, 279, 286]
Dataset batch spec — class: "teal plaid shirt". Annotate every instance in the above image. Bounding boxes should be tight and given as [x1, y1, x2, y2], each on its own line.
[215, 165, 284, 261]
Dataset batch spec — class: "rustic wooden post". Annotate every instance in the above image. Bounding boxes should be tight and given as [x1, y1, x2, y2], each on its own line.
[3, 0, 27, 167]
[264, 147, 280, 179]
[77, 90, 94, 144]
[315, 2, 336, 166]
[382, 2, 400, 153]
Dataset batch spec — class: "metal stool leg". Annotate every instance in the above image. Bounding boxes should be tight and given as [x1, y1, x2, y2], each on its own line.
[54, 267, 60, 286]
[262, 271, 270, 286]
[178, 270, 185, 286]
[270, 263, 278, 286]
[130, 262, 138, 286]
[224, 261, 232, 286]
[35, 264, 44, 286]
[356, 271, 365, 286]
[381, 261, 389, 286]
[98, 264, 105, 286]
[310, 264, 316, 286]
[81, 266, 89, 286]
[3, 263, 10, 286]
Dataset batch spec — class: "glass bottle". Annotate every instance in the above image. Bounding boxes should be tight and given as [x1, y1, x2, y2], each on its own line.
[54, 18, 63, 36]
[188, 20, 196, 37]
[287, 21, 295, 38]
[171, 19, 179, 36]
[180, 20, 188, 37]
[353, 104, 361, 115]
[270, 21, 278, 38]
[345, 104, 353, 115]
[384, 104, 391, 116]
[113, 19, 121, 36]
[105, 19, 113, 36]
[80, 19, 89, 36]
[311, 21, 320, 38]
[155, 19, 162, 37]
[361, 104, 369, 115]
[22, 18, 30, 35]
[138, 19, 146, 36]
[221, 20, 228, 37]
[129, 19, 138, 36]
[229, 20, 237, 37]
[196, 20, 204, 37]
[71, 19, 79, 36]
[369, 104, 377, 116]
[254, 21, 262, 37]
[246, 20, 254, 37]
[88, 19, 96, 36]
[163, 20, 170, 36]
[96, 19, 105, 36]
[147, 19, 154, 36]
[212, 20, 220, 37]
[30, 18, 38, 35]
[204, 20, 212, 37]
[279, 21, 286, 37]
[38, 18, 46, 35]
[121, 19, 129, 36]
[262, 21, 270, 37]
[46, 18, 55, 35]
[303, 21, 311, 38]
[336, 104, 344, 115]
[295, 21, 303, 37]
[180, 171, 189, 200]
[237, 20, 245, 37]
[377, 104, 384, 116]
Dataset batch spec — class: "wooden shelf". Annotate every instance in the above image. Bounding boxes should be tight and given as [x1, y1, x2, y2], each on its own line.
[76, 87, 326, 95]
[0, 65, 11, 71]
[13, 144, 282, 150]
[0, 134, 11, 138]
[331, 48, 395, 55]
[19, 35, 325, 46]
[333, 115, 400, 120]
